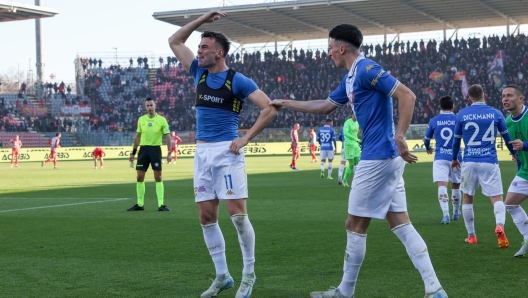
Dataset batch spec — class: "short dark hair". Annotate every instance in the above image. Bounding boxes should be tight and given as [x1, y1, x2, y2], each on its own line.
[325, 118, 333, 123]
[329, 24, 363, 50]
[310, 127, 314, 130]
[145, 97, 154, 102]
[56, 133, 60, 136]
[202, 31, 231, 57]
[468, 84, 484, 101]
[504, 84, 524, 96]
[439, 96, 454, 110]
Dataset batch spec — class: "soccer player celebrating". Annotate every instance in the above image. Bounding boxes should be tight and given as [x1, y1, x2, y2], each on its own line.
[127, 98, 172, 212]
[169, 10, 277, 298]
[10, 134, 22, 168]
[42, 133, 60, 169]
[451, 84, 517, 247]
[272, 24, 447, 298]
[341, 112, 361, 188]
[423, 96, 462, 224]
[501, 85, 528, 256]
[170, 131, 182, 164]
[308, 127, 317, 163]
[318, 118, 336, 179]
[92, 147, 104, 169]
[290, 123, 300, 170]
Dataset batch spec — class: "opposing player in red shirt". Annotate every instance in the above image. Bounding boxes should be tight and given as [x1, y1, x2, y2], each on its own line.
[170, 131, 182, 164]
[42, 133, 61, 169]
[10, 135, 22, 168]
[308, 127, 318, 163]
[290, 123, 300, 170]
[93, 147, 104, 169]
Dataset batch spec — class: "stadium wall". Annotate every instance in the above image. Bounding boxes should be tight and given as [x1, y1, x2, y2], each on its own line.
[0, 138, 507, 163]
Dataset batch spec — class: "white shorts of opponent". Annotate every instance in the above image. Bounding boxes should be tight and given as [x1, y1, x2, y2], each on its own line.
[348, 157, 407, 219]
[320, 149, 335, 160]
[461, 162, 502, 197]
[507, 176, 528, 195]
[433, 159, 461, 183]
[194, 141, 248, 202]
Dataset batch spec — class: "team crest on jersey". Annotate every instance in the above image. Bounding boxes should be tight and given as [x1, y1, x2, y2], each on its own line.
[226, 189, 235, 195]
[148, 123, 152, 127]
[366, 65, 374, 72]
[348, 91, 355, 105]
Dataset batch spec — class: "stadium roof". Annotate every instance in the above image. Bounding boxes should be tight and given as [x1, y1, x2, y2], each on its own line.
[0, 0, 58, 22]
[153, 0, 528, 45]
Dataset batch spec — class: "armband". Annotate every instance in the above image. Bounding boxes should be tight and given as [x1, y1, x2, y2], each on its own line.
[132, 148, 137, 155]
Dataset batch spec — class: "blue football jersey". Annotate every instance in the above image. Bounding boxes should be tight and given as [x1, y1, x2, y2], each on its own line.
[317, 125, 336, 150]
[338, 127, 345, 149]
[454, 102, 508, 163]
[190, 59, 258, 142]
[328, 54, 399, 160]
[424, 112, 460, 161]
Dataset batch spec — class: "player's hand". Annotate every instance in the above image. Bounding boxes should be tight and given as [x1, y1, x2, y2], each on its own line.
[509, 139, 523, 151]
[451, 160, 461, 172]
[333, 149, 336, 154]
[230, 137, 249, 155]
[200, 10, 226, 23]
[167, 153, 172, 163]
[395, 136, 417, 163]
[269, 99, 286, 110]
[426, 148, 433, 154]
[129, 154, 135, 162]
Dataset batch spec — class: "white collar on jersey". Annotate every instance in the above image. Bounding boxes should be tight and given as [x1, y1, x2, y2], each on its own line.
[440, 111, 454, 114]
[347, 53, 366, 78]
[471, 102, 487, 105]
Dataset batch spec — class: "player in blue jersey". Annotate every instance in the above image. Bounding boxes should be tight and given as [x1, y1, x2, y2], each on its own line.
[271, 24, 446, 298]
[451, 84, 517, 248]
[169, 10, 278, 298]
[423, 96, 462, 224]
[337, 126, 346, 185]
[318, 119, 337, 179]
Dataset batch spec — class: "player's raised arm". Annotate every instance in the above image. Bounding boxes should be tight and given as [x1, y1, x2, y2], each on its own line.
[169, 10, 227, 71]
[391, 83, 418, 163]
[229, 89, 278, 153]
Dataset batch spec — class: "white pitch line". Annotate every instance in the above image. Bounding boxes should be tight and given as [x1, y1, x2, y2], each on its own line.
[0, 198, 130, 213]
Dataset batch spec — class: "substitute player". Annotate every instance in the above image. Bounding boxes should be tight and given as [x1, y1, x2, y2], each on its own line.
[451, 84, 517, 247]
[93, 147, 104, 169]
[308, 127, 317, 163]
[42, 133, 60, 169]
[127, 98, 172, 212]
[169, 10, 278, 298]
[423, 96, 462, 224]
[290, 123, 300, 170]
[272, 24, 447, 298]
[342, 112, 361, 188]
[10, 134, 22, 168]
[318, 118, 336, 179]
[170, 131, 182, 164]
[501, 85, 528, 256]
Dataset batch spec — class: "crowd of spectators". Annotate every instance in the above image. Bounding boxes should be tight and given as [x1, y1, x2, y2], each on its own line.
[41, 33, 528, 136]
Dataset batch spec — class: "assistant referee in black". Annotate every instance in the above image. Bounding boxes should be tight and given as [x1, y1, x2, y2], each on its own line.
[128, 97, 172, 211]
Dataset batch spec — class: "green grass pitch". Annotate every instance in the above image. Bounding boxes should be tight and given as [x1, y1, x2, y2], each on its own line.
[1, 153, 526, 297]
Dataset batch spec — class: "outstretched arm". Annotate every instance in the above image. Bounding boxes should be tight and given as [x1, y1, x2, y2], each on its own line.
[270, 99, 337, 114]
[168, 10, 227, 71]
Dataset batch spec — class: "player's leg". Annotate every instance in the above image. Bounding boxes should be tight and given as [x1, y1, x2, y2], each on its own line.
[504, 179, 528, 256]
[93, 156, 97, 169]
[128, 147, 149, 211]
[152, 147, 169, 211]
[320, 151, 327, 178]
[338, 147, 346, 184]
[327, 152, 335, 179]
[173, 151, 178, 164]
[52, 152, 58, 168]
[479, 163, 508, 248]
[100, 156, 104, 169]
[460, 162, 478, 243]
[10, 150, 14, 167]
[15, 152, 19, 167]
[432, 160, 450, 223]
[450, 166, 462, 219]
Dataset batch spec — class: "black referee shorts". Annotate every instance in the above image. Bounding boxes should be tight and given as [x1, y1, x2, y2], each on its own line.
[136, 146, 162, 172]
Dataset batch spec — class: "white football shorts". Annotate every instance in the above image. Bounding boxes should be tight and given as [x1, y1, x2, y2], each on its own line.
[461, 162, 502, 196]
[320, 149, 335, 160]
[433, 159, 461, 183]
[348, 157, 407, 219]
[340, 149, 346, 161]
[507, 176, 528, 196]
[194, 141, 248, 202]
